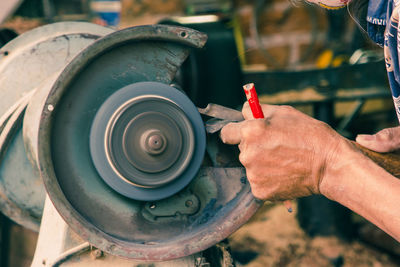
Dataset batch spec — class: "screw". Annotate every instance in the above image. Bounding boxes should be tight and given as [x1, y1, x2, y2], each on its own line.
[185, 200, 193, 207]
[180, 31, 187, 38]
[148, 134, 163, 150]
[149, 203, 156, 209]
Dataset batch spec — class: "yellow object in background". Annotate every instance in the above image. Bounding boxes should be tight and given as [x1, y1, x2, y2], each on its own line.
[316, 49, 349, 68]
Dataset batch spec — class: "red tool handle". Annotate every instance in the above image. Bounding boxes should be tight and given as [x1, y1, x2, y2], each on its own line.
[242, 83, 293, 213]
[243, 83, 264, 119]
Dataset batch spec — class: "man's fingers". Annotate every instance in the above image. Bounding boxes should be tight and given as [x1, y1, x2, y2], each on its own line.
[220, 122, 242, 144]
[242, 101, 277, 120]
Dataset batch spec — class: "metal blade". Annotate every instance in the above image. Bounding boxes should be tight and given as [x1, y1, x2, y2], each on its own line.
[198, 103, 244, 133]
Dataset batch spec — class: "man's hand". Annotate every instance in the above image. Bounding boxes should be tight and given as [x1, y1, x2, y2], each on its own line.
[356, 126, 400, 153]
[220, 102, 352, 201]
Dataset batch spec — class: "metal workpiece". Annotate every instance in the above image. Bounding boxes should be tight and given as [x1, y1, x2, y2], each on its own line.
[0, 22, 114, 231]
[198, 103, 244, 134]
[198, 103, 243, 122]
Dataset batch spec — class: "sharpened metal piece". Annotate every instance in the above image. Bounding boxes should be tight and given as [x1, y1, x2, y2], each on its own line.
[198, 103, 244, 134]
[198, 103, 243, 121]
[204, 118, 236, 134]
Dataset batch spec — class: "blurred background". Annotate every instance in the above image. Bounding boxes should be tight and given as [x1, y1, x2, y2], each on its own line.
[0, 0, 399, 266]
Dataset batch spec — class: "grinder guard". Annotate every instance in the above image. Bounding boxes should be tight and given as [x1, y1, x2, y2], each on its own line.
[24, 24, 261, 261]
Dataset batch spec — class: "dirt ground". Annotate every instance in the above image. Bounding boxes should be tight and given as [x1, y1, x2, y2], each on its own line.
[228, 201, 400, 267]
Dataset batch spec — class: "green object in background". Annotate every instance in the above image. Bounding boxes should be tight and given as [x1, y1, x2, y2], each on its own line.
[185, 0, 233, 15]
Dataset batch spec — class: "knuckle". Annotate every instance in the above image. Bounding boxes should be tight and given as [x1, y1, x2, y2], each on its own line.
[319, 121, 334, 132]
[240, 126, 250, 139]
[279, 105, 295, 113]
[380, 128, 395, 140]
[251, 188, 263, 199]
[251, 186, 269, 200]
[241, 120, 265, 139]
[245, 169, 262, 186]
[239, 152, 252, 166]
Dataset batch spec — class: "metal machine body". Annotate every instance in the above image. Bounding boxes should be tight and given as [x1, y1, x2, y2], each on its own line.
[0, 22, 260, 265]
[0, 22, 113, 231]
[27, 24, 259, 261]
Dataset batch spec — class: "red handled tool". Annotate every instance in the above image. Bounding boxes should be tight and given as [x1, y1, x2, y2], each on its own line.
[243, 83, 293, 213]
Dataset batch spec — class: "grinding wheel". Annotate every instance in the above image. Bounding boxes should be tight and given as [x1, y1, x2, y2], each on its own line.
[25, 24, 261, 261]
[90, 82, 205, 200]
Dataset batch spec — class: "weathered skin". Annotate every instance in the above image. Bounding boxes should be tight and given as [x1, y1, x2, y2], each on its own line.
[221, 102, 400, 242]
[356, 126, 400, 153]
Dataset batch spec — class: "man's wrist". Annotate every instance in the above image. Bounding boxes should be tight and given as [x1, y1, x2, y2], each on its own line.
[318, 140, 366, 200]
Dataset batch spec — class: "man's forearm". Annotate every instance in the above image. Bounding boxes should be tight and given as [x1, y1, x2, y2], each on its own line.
[320, 142, 400, 241]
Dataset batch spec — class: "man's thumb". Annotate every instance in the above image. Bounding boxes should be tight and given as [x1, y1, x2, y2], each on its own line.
[356, 127, 400, 153]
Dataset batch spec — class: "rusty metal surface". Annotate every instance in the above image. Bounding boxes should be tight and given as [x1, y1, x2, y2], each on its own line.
[31, 24, 261, 260]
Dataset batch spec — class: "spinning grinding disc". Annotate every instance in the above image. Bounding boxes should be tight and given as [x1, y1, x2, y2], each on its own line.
[26, 24, 260, 261]
[90, 82, 205, 200]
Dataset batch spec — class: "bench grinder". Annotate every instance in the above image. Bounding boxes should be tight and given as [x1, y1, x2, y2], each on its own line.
[0, 22, 261, 265]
